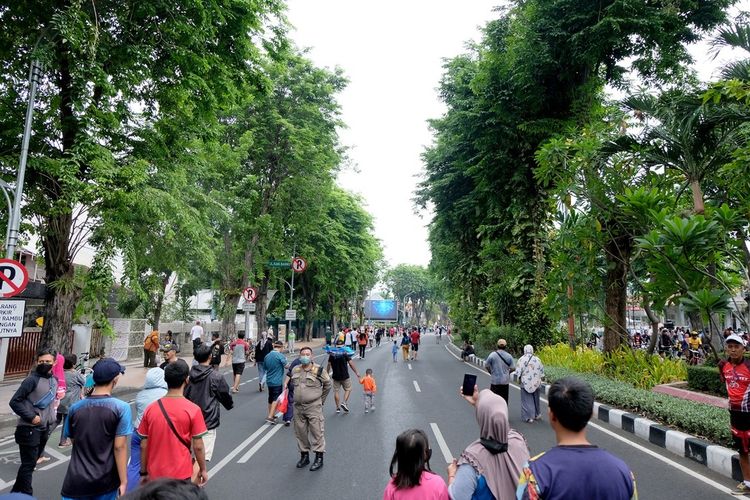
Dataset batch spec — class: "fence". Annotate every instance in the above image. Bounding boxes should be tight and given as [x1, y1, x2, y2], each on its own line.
[5, 329, 42, 377]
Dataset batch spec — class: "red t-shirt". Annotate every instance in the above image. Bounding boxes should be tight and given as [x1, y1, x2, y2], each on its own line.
[410, 332, 420, 345]
[138, 396, 207, 480]
[720, 359, 750, 411]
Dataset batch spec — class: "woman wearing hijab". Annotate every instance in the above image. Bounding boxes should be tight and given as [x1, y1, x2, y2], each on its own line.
[515, 345, 545, 423]
[126, 368, 168, 492]
[447, 389, 529, 500]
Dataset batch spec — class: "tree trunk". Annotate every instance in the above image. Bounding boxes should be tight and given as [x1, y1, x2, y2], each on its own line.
[221, 294, 239, 337]
[305, 301, 314, 342]
[690, 179, 705, 215]
[39, 211, 80, 354]
[255, 270, 270, 339]
[150, 272, 171, 331]
[603, 233, 632, 352]
[642, 299, 660, 354]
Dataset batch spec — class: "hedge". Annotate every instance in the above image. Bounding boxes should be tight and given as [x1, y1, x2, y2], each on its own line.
[545, 367, 731, 447]
[686, 365, 726, 397]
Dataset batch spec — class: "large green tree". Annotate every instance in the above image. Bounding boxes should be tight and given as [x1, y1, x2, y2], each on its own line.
[0, 0, 281, 352]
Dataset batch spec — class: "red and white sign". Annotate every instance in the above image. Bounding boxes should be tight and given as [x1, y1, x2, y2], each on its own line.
[242, 286, 259, 302]
[292, 257, 307, 273]
[0, 259, 29, 298]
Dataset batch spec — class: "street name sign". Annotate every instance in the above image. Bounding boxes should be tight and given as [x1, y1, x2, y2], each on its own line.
[0, 259, 28, 298]
[0, 300, 25, 338]
[268, 260, 292, 269]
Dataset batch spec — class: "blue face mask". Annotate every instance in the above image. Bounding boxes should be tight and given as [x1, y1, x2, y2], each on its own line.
[299, 356, 311, 365]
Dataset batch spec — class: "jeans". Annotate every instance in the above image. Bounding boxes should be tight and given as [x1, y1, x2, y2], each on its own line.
[126, 433, 142, 492]
[12, 426, 49, 495]
[258, 363, 267, 387]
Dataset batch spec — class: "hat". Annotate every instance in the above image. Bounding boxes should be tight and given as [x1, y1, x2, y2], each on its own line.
[273, 340, 284, 348]
[497, 339, 507, 348]
[161, 342, 179, 353]
[92, 357, 125, 384]
[726, 334, 746, 346]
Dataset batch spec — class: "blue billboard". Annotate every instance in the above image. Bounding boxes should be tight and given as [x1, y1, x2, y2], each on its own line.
[364, 300, 398, 321]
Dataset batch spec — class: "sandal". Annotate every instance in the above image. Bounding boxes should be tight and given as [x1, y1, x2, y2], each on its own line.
[36, 456, 51, 464]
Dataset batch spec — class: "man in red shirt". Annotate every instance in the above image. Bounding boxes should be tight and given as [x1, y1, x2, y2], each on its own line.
[409, 328, 421, 361]
[138, 359, 208, 486]
[719, 333, 750, 495]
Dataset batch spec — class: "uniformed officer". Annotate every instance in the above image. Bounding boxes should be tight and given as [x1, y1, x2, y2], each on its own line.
[289, 346, 331, 471]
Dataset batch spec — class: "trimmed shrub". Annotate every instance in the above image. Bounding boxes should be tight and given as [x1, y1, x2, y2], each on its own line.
[545, 367, 731, 446]
[686, 365, 726, 396]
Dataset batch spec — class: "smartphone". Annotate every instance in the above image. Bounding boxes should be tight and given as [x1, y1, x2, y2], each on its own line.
[462, 373, 477, 396]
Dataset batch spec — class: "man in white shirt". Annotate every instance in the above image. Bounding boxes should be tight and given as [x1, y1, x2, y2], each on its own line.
[191, 320, 205, 350]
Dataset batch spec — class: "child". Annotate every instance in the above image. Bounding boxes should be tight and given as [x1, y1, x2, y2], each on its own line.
[383, 428, 449, 499]
[392, 340, 398, 362]
[359, 368, 377, 413]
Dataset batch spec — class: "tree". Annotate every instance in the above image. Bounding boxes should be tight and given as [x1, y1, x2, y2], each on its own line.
[0, 0, 282, 352]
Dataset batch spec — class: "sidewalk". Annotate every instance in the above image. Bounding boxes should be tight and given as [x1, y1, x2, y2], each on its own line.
[0, 337, 326, 435]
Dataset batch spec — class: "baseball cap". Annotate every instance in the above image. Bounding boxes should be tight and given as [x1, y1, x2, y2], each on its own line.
[497, 339, 507, 348]
[726, 334, 746, 346]
[92, 357, 125, 384]
[160, 342, 180, 353]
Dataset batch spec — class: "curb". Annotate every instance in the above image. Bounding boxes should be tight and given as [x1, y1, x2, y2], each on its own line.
[448, 343, 742, 482]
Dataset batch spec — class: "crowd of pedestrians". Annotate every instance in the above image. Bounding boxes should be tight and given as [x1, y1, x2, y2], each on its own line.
[17, 323, 733, 499]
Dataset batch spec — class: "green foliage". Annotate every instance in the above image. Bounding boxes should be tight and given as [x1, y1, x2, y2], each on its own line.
[539, 344, 687, 389]
[545, 367, 731, 446]
[686, 365, 727, 396]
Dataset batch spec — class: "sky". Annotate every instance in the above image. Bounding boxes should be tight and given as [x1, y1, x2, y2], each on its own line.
[286, 0, 501, 268]
[285, 0, 748, 270]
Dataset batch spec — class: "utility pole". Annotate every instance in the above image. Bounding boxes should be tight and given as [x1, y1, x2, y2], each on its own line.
[0, 59, 41, 383]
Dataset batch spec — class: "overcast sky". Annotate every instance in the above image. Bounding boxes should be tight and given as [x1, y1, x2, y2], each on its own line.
[285, 0, 746, 270]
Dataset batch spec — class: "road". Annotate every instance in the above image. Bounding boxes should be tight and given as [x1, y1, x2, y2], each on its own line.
[0, 337, 739, 499]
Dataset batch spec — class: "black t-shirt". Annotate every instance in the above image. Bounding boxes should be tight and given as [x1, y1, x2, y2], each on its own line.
[211, 341, 224, 365]
[328, 353, 351, 381]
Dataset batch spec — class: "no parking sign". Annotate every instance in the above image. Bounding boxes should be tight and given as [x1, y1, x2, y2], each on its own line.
[0, 259, 28, 298]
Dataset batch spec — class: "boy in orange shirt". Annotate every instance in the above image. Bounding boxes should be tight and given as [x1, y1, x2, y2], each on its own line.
[359, 368, 377, 413]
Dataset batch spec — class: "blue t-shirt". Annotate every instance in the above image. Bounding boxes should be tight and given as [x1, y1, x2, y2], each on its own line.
[517, 445, 636, 500]
[61, 395, 133, 497]
[264, 350, 287, 387]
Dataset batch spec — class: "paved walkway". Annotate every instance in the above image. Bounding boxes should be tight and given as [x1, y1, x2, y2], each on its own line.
[652, 382, 727, 409]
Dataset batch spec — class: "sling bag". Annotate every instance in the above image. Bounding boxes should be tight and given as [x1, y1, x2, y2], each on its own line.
[157, 399, 191, 451]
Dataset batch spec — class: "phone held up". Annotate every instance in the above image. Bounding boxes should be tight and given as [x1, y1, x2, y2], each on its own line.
[462, 373, 477, 396]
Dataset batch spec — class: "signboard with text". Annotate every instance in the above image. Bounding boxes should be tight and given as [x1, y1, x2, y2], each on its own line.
[0, 300, 25, 338]
[285, 309, 297, 321]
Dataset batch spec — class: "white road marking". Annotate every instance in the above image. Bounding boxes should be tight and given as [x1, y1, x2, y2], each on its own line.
[41, 445, 67, 462]
[442, 344, 734, 495]
[208, 424, 270, 478]
[430, 423, 454, 464]
[237, 424, 284, 463]
[239, 376, 259, 386]
[408, 364, 412, 370]
[413, 380, 421, 393]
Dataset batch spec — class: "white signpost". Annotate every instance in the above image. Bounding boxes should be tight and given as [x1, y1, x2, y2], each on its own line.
[242, 302, 256, 312]
[285, 309, 297, 321]
[0, 300, 25, 338]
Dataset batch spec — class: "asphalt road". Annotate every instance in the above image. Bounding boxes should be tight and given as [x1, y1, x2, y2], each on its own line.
[0, 337, 740, 499]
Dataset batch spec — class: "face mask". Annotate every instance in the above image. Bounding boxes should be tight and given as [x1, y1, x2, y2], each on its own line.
[36, 363, 53, 376]
[299, 356, 311, 365]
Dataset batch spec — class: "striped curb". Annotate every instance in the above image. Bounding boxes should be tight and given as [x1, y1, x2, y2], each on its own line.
[449, 343, 742, 482]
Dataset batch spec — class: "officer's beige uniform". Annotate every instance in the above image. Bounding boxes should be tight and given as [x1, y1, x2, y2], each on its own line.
[290, 362, 332, 453]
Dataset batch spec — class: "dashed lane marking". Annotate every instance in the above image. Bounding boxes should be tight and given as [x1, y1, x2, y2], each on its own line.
[237, 424, 284, 463]
[429, 423, 454, 464]
[442, 344, 734, 496]
[413, 380, 421, 393]
[408, 364, 412, 370]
